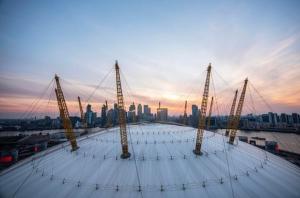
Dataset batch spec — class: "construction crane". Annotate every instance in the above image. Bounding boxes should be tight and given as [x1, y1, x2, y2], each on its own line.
[229, 78, 248, 144]
[115, 61, 131, 159]
[194, 63, 212, 155]
[183, 100, 187, 125]
[78, 96, 88, 133]
[206, 96, 214, 130]
[225, 90, 238, 136]
[54, 74, 79, 151]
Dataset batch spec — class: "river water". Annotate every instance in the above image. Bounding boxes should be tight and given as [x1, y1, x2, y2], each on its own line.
[1, 127, 299, 154]
[216, 129, 300, 154]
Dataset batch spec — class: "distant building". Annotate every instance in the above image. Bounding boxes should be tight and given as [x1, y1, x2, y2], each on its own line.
[128, 102, 136, 122]
[261, 114, 270, 123]
[292, 113, 299, 125]
[137, 104, 143, 120]
[113, 103, 119, 125]
[107, 109, 114, 126]
[240, 114, 260, 129]
[287, 115, 293, 125]
[157, 108, 168, 121]
[85, 104, 97, 127]
[156, 102, 168, 121]
[191, 105, 199, 127]
[142, 104, 154, 121]
[280, 113, 287, 123]
[144, 105, 151, 115]
[100, 103, 108, 127]
[268, 112, 278, 127]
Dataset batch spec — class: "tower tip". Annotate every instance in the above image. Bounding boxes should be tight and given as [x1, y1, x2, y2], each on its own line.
[208, 63, 212, 71]
[115, 60, 119, 69]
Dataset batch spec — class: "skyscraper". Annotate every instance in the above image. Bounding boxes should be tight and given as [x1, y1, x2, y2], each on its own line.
[144, 105, 150, 115]
[292, 113, 299, 124]
[157, 102, 168, 121]
[128, 102, 136, 122]
[85, 104, 96, 127]
[113, 103, 119, 125]
[100, 103, 107, 127]
[157, 108, 168, 121]
[137, 104, 142, 120]
[143, 105, 152, 121]
[191, 105, 199, 127]
[268, 112, 278, 127]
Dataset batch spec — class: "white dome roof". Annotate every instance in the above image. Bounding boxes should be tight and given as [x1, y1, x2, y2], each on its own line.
[1, 123, 300, 198]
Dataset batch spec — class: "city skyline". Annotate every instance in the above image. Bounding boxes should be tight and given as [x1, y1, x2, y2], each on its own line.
[1, 0, 300, 118]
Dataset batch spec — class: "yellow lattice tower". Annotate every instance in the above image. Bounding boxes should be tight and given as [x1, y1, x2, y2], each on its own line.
[194, 63, 212, 155]
[225, 90, 238, 136]
[115, 61, 131, 158]
[229, 78, 248, 144]
[206, 96, 214, 130]
[54, 74, 79, 151]
[78, 96, 88, 132]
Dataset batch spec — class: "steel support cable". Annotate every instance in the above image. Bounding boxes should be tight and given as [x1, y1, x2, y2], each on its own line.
[57, 143, 266, 164]
[211, 72, 231, 130]
[211, 71, 235, 198]
[12, 146, 53, 197]
[221, 133, 235, 198]
[179, 69, 207, 106]
[19, 78, 53, 119]
[45, 82, 56, 118]
[59, 78, 90, 117]
[78, 137, 93, 182]
[56, 77, 84, 118]
[29, 164, 265, 192]
[167, 130, 189, 157]
[60, 77, 113, 117]
[20, 78, 55, 119]
[98, 78, 116, 103]
[247, 80, 294, 157]
[117, 69, 143, 198]
[248, 86, 257, 114]
[213, 68, 236, 92]
[127, 124, 144, 198]
[119, 70, 147, 137]
[87, 66, 114, 103]
[211, 72, 221, 132]
[249, 81, 273, 112]
[25, 80, 56, 119]
[59, 77, 90, 119]
[60, 78, 92, 98]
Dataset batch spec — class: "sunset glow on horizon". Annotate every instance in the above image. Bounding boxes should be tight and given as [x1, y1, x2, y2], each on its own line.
[0, 0, 300, 118]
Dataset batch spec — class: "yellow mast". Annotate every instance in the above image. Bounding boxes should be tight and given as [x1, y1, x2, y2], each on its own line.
[225, 90, 238, 136]
[206, 96, 214, 130]
[78, 96, 88, 131]
[115, 61, 131, 158]
[194, 63, 212, 155]
[229, 78, 248, 144]
[54, 74, 79, 151]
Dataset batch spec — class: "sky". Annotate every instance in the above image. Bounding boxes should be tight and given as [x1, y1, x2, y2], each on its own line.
[0, 0, 300, 119]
